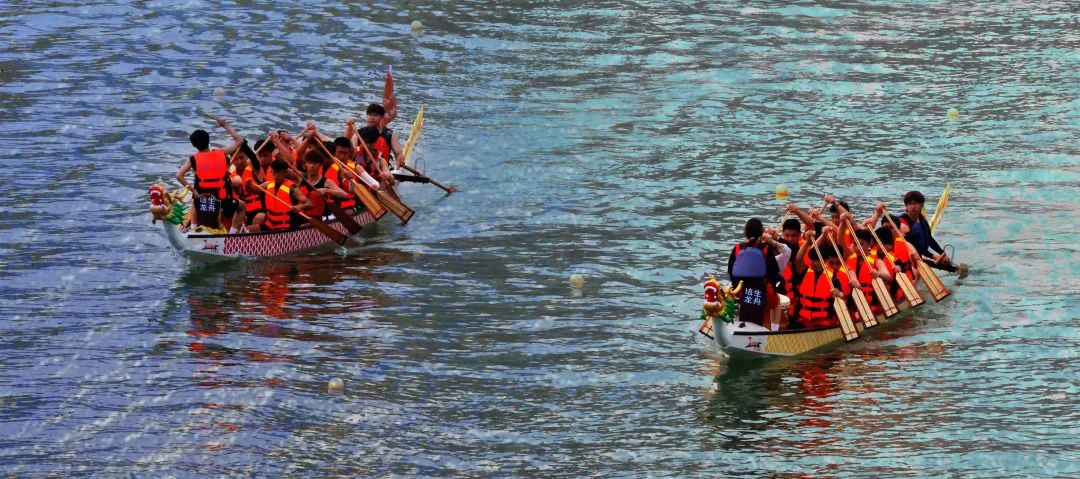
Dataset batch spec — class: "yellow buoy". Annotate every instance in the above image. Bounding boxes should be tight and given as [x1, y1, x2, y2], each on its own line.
[947, 107, 960, 118]
[410, 20, 422, 31]
[327, 377, 344, 394]
[775, 184, 790, 201]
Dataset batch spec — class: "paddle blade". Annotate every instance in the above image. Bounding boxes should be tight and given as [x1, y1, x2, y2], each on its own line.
[698, 318, 715, 340]
[401, 106, 423, 165]
[834, 298, 859, 342]
[382, 65, 397, 124]
[305, 215, 348, 246]
[376, 188, 414, 224]
[326, 202, 362, 235]
[896, 271, 925, 307]
[852, 289, 878, 328]
[872, 277, 900, 318]
[351, 183, 387, 219]
[917, 261, 951, 301]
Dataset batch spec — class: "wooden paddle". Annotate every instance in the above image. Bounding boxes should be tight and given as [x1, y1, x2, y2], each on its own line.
[341, 137, 415, 223]
[826, 234, 878, 328]
[393, 108, 456, 194]
[251, 182, 348, 246]
[809, 235, 859, 341]
[286, 163, 364, 235]
[883, 210, 950, 301]
[306, 138, 389, 219]
[845, 218, 900, 318]
[399, 164, 456, 194]
[866, 223, 925, 307]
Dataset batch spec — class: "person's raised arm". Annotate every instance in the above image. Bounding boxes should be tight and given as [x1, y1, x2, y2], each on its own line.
[786, 203, 816, 230]
[344, 119, 357, 147]
[793, 230, 814, 274]
[215, 117, 244, 155]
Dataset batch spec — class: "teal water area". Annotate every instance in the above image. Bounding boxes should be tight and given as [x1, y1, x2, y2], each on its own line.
[0, 1, 1077, 477]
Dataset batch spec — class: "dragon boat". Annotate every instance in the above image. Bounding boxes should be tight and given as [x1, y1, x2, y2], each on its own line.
[149, 106, 437, 261]
[149, 184, 391, 261]
[699, 186, 954, 359]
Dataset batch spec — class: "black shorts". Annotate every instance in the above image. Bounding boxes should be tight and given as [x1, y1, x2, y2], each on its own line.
[221, 198, 240, 217]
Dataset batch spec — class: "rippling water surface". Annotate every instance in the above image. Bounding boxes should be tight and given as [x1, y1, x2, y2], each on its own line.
[1, 1, 1078, 477]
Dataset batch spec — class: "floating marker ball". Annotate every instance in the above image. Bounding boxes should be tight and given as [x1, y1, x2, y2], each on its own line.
[410, 20, 422, 31]
[327, 377, 344, 393]
[947, 107, 959, 118]
[775, 184, 790, 201]
[569, 274, 585, 288]
[212, 87, 226, 98]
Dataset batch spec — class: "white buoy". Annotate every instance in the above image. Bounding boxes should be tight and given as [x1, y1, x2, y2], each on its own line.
[327, 377, 344, 394]
[569, 274, 585, 288]
[410, 20, 422, 31]
[212, 87, 226, 98]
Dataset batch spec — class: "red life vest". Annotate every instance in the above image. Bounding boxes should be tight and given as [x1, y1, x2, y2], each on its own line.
[782, 238, 803, 297]
[797, 269, 835, 328]
[324, 163, 356, 210]
[373, 131, 392, 166]
[193, 150, 228, 199]
[241, 165, 263, 214]
[360, 126, 393, 174]
[298, 177, 328, 218]
[893, 238, 915, 281]
[263, 181, 294, 230]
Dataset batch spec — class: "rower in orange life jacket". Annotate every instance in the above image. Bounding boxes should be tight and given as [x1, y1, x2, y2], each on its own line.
[778, 218, 804, 301]
[357, 103, 404, 183]
[260, 159, 313, 231]
[324, 137, 361, 211]
[234, 138, 277, 232]
[224, 138, 268, 234]
[175, 119, 247, 233]
[298, 150, 348, 218]
[790, 229, 845, 329]
[845, 228, 892, 314]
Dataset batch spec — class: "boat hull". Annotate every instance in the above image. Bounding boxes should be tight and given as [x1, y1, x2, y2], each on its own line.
[162, 210, 380, 261]
[715, 299, 916, 359]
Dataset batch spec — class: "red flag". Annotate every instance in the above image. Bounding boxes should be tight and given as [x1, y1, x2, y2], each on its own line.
[382, 65, 397, 126]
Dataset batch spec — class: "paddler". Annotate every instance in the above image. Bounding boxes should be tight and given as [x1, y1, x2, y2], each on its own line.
[175, 117, 247, 233]
[897, 191, 968, 277]
[790, 229, 845, 329]
[845, 228, 893, 315]
[260, 159, 313, 231]
[231, 138, 273, 232]
[727, 218, 788, 329]
[358, 103, 406, 171]
[298, 150, 348, 219]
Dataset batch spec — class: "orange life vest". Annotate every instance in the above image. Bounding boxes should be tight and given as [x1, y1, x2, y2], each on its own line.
[893, 237, 915, 281]
[263, 181, 295, 230]
[847, 252, 879, 312]
[797, 269, 835, 328]
[324, 163, 356, 210]
[193, 150, 228, 199]
[241, 165, 263, 214]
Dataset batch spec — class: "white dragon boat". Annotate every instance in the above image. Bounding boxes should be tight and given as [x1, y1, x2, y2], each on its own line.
[702, 186, 954, 359]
